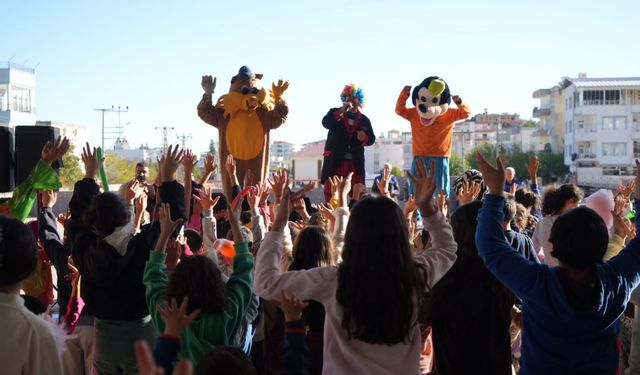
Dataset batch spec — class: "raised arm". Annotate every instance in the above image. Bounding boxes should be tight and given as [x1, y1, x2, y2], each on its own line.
[395, 86, 412, 120]
[321, 107, 344, 130]
[254, 188, 336, 302]
[408, 159, 457, 287]
[475, 153, 546, 297]
[197, 75, 223, 128]
[260, 80, 290, 130]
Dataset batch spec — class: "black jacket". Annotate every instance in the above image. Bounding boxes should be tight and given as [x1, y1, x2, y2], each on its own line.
[320, 108, 375, 183]
[71, 179, 185, 320]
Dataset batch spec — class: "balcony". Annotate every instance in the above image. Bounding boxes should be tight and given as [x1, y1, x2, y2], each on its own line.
[577, 153, 597, 159]
[574, 128, 597, 142]
[532, 107, 551, 118]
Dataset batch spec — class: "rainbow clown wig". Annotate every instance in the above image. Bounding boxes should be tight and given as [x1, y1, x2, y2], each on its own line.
[340, 83, 365, 107]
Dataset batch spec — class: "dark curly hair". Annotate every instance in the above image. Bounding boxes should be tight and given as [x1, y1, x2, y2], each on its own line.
[541, 184, 583, 216]
[336, 196, 426, 345]
[289, 226, 336, 271]
[165, 255, 226, 315]
[514, 188, 540, 211]
[83, 192, 129, 236]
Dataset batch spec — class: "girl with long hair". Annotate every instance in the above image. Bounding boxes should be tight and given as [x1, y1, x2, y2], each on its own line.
[254, 160, 457, 374]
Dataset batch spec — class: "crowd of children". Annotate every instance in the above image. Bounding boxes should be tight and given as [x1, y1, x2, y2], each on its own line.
[3, 136, 640, 375]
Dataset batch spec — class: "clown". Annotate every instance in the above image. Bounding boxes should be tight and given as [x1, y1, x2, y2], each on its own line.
[396, 76, 470, 195]
[198, 66, 289, 197]
[320, 84, 375, 201]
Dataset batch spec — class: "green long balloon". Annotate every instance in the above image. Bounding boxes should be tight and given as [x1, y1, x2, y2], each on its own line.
[97, 147, 109, 192]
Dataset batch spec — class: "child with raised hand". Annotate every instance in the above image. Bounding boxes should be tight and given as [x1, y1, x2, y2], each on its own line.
[144, 200, 255, 365]
[475, 154, 640, 375]
[254, 159, 457, 374]
[73, 144, 186, 374]
[0, 215, 63, 374]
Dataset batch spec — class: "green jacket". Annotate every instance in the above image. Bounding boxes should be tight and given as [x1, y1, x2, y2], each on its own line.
[143, 242, 254, 364]
[7, 160, 62, 221]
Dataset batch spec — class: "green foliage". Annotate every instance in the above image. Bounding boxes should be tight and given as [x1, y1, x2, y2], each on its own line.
[463, 144, 567, 183]
[522, 120, 538, 128]
[59, 145, 84, 189]
[104, 154, 139, 184]
[449, 151, 464, 176]
[390, 166, 404, 177]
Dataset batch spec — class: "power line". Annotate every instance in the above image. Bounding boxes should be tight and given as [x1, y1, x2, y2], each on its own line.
[176, 133, 192, 150]
[93, 105, 129, 150]
[155, 126, 175, 151]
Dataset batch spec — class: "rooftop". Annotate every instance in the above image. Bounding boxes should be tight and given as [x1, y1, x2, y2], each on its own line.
[563, 77, 640, 89]
[0, 62, 35, 74]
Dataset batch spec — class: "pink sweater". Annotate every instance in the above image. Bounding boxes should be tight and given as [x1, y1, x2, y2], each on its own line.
[254, 211, 457, 375]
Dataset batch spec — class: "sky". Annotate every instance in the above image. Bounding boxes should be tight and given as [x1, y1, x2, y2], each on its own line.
[4, 0, 640, 153]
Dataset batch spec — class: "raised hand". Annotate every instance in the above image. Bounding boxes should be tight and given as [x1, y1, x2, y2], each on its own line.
[65, 263, 81, 299]
[407, 159, 437, 217]
[41, 190, 57, 209]
[81, 142, 104, 179]
[617, 179, 635, 202]
[41, 136, 70, 165]
[125, 180, 140, 205]
[475, 152, 506, 195]
[401, 85, 411, 98]
[160, 145, 184, 183]
[247, 185, 261, 209]
[526, 155, 540, 182]
[403, 194, 418, 219]
[225, 154, 237, 177]
[182, 149, 198, 174]
[258, 183, 272, 206]
[271, 79, 290, 101]
[436, 191, 449, 217]
[452, 95, 462, 106]
[272, 187, 292, 232]
[279, 290, 308, 322]
[155, 203, 184, 252]
[201, 75, 216, 95]
[157, 297, 200, 338]
[352, 183, 366, 201]
[193, 187, 220, 211]
[457, 180, 481, 206]
[318, 203, 335, 223]
[203, 154, 216, 175]
[268, 170, 288, 204]
[612, 210, 636, 239]
[376, 169, 391, 197]
[357, 130, 367, 142]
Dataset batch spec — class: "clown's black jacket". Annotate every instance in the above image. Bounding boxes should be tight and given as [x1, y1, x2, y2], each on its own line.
[71, 178, 185, 320]
[320, 108, 375, 183]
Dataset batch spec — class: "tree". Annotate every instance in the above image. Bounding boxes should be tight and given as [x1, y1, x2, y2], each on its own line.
[105, 154, 138, 184]
[465, 143, 498, 170]
[59, 145, 84, 189]
[522, 120, 538, 128]
[450, 151, 464, 176]
[537, 152, 569, 183]
[390, 166, 404, 177]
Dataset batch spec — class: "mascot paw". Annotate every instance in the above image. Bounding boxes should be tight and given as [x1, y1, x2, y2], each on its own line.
[271, 79, 290, 100]
[452, 95, 462, 105]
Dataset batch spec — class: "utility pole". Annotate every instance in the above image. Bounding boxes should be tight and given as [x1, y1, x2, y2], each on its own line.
[155, 126, 175, 151]
[93, 105, 129, 150]
[176, 133, 192, 150]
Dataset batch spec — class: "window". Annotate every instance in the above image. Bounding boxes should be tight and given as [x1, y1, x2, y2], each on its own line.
[602, 143, 627, 156]
[0, 84, 7, 111]
[10, 86, 32, 113]
[602, 117, 627, 130]
[634, 141, 640, 157]
[605, 90, 620, 105]
[584, 90, 604, 105]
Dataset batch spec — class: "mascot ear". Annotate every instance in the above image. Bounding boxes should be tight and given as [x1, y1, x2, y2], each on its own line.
[255, 73, 264, 80]
[411, 86, 420, 106]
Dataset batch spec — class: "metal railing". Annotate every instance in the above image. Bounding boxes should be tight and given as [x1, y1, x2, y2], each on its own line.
[0, 62, 35, 74]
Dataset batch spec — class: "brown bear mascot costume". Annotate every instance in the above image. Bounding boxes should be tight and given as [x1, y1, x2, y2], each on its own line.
[198, 66, 289, 197]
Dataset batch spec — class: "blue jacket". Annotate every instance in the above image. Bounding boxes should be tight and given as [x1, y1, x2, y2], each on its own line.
[476, 194, 640, 375]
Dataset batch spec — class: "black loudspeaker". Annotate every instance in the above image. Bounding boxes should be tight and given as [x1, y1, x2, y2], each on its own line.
[0, 127, 15, 193]
[15, 125, 61, 186]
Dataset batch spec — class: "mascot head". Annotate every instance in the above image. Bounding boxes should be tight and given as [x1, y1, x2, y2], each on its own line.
[411, 76, 451, 126]
[221, 66, 269, 115]
[340, 83, 365, 109]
